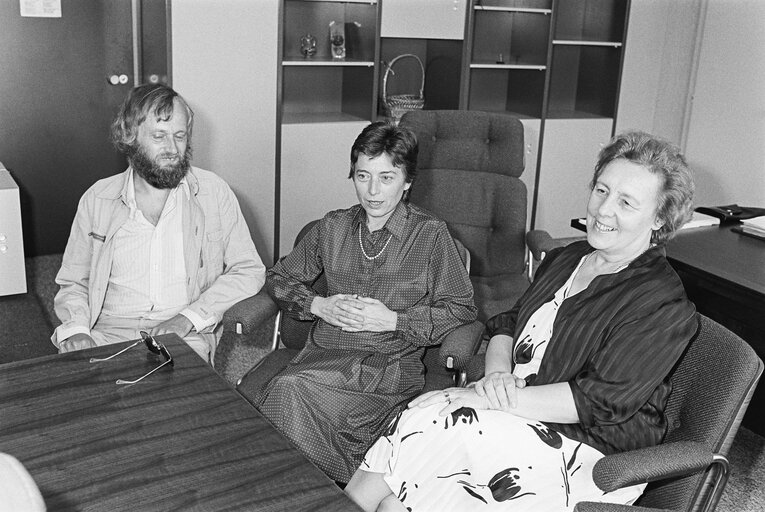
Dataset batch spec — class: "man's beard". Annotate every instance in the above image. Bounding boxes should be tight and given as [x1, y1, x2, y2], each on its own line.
[128, 144, 192, 189]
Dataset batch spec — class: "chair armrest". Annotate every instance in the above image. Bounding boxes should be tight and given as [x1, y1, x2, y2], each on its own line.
[222, 288, 279, 335]
[576, 441, 726, 512]
[526, 229, 557, 261]
[236, 348, 300, 405]
[465, 353, 486, 384]
[574, 502, 665, 512]
[438, 321, 484, 372]
[592, 441, 716, 492]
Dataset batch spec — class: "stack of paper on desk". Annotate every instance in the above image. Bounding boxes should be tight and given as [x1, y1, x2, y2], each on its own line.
[739, 216, 765, 237]
[681, 211, 721, 230]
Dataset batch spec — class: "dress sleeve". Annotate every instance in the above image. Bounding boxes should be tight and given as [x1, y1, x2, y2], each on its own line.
[570, 283, 698, 429]
[395, 224, 477, 347]
[266, 221, 324, 320]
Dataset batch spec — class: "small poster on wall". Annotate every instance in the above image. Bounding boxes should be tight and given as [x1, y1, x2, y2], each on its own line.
[20, 0, 62, 18]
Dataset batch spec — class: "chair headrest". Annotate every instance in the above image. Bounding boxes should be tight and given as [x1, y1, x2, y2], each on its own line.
[400, 110, 525, 178]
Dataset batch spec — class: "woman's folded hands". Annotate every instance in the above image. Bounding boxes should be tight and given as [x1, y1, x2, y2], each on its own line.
[409, 371, 526, 416]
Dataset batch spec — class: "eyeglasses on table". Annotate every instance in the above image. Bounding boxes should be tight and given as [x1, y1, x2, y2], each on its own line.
[89, 331, 174, 384]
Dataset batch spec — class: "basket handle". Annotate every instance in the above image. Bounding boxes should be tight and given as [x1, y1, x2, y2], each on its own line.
[382, 53, 425, 102]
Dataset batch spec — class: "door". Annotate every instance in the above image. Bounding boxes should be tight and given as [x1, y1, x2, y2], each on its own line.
[0, 0, 169, 257]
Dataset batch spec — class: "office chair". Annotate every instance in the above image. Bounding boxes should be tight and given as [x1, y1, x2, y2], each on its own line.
[467, 314, 763, 512]
[399, 110, 536, 321]
[229, 219, 484, 406]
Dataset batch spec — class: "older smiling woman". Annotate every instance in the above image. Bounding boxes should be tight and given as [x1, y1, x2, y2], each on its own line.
[346, 131, 699, 512]
[255, 122, 477, 484]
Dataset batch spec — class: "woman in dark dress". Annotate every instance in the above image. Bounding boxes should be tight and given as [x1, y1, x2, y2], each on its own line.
[256, 122, 477, 483]
[346, 131, 699, 511]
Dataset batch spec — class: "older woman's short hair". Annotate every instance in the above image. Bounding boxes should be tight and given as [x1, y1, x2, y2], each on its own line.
[348, 122, 419, 187]
[592, 131, 695, 245]
[111, 84, 194, 154]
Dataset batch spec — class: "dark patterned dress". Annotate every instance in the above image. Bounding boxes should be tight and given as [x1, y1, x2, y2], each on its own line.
[257, 201, 477, 483]
[360, 241, 698, 510]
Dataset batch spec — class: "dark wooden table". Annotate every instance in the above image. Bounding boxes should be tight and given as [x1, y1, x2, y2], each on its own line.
[0, 334, 360, 511]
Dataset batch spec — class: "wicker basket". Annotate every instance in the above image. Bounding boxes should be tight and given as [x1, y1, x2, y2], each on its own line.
[382, 54, 425, 124]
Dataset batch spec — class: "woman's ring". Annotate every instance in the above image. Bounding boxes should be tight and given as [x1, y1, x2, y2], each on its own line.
[443, 391, 451, 404]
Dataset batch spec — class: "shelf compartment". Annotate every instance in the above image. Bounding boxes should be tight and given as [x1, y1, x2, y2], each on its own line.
[283, 59, 375, 66]
[282, 65, 375, 122]
[546, 43, 622, 119]
[283, 0, 377, 62]
[379, 38, 462, 117]
[470, 63, 545, 70]
[553, 0, 627, 43]
[475, 6, 551, 14]
[289, 0, 377, 3]
[471, 8, 551, 67]
[474, 0, 551, 10]
[552, 40, 622, 48]
[282, 111, 371, 124]
[467, 67, 546, 118]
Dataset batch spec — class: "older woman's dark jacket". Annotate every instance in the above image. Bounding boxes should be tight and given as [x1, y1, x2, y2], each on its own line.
[486, 240, 698, 455]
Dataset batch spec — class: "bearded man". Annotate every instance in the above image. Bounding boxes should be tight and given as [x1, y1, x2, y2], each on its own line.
[52, 84, 265, 363]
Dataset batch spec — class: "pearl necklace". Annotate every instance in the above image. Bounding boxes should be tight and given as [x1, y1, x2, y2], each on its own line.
[358, 227, 393, 260]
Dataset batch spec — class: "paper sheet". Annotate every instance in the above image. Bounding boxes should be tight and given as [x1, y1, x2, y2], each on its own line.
[20, 0, 61, 18]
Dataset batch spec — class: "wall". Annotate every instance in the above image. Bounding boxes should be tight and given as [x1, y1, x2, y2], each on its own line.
[684, 0, 765, 208]
[618, 0, 764, 210]
[616, 0, 702, 144]
[171, 0, 279, 265]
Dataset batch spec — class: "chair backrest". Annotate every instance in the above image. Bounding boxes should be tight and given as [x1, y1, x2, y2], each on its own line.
[636, 314, 763, 511]
[279, 220, 325, 350]
[278, 219, 471, 358]
[399, 110, 527, 278]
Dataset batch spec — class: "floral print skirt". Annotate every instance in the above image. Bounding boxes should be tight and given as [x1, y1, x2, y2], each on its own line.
[360, 404, 645, 511]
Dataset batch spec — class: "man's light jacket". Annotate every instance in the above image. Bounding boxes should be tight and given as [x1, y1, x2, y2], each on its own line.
[52, 167, 266, 347]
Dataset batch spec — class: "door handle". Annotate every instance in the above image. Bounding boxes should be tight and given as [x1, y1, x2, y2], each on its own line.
[107, 74, 129, 86]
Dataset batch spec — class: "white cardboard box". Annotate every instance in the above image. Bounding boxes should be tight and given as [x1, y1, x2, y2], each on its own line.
[0, 166, 27, 295]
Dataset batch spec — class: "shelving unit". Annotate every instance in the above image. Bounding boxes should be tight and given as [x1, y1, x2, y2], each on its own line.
[459, 0, 630, 238]
[280, 0, 381, 124]
[275, 0, 630, 253]
[277, 0, 382, 257]
[546, 0, 627, 119]
[461, 1, 551, 118]
[377, 1, 467, 120]
[533, 0, 630, 237]
[379, 38, 463, 120]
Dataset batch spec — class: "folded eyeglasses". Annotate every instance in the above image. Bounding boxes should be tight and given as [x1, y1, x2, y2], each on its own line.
[89, 331, 174, 384]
